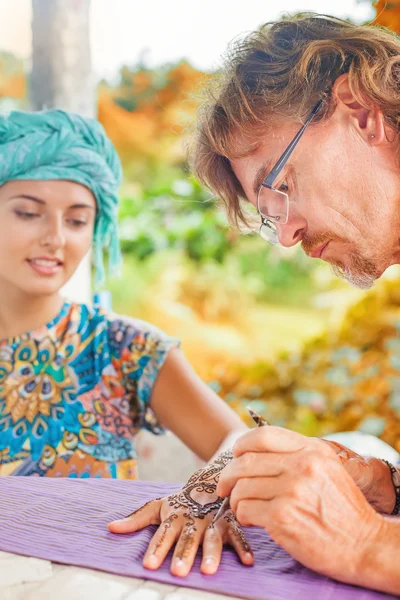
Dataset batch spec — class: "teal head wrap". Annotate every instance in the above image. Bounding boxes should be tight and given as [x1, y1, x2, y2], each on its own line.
[0, 109, 122, 285]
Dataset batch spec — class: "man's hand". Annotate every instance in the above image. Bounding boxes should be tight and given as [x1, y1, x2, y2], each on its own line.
[108, 451, 253, 577]
[217, 426, 384, 586]
[322, 439, 395, 514]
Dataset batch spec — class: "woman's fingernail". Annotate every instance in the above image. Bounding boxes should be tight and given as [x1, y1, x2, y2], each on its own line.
[245, 552, 253, 561]
[204, 557, 215, 565]
[109, 519, 128, 525]
[175, 559, 185, 569]
[147, 554, 158, 568]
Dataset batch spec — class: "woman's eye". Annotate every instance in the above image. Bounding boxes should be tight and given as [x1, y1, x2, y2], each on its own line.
[68, 219, 88, 228]
[15, 210, 39, 220]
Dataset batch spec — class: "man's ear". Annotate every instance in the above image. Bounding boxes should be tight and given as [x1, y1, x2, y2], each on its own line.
[331, 73, 385, 145]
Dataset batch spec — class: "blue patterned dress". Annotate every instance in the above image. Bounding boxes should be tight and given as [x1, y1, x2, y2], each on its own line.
[0, 302, 179, 478]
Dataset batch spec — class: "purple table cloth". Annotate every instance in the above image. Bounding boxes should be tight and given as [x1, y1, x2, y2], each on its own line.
[0, 477, 396, 600]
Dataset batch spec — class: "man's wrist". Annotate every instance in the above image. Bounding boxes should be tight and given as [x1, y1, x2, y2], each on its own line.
[354, 515, 400, 594]
[367, 458, 396, 514]
[381, 460, 400, 515]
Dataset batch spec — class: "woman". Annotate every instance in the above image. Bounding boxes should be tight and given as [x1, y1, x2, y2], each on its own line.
[0, 108, 251, 577]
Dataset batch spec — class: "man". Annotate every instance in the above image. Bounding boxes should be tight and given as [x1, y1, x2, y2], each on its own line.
[189, 14, 400, 593]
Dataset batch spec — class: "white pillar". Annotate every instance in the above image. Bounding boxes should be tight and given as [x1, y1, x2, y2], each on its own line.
[30, 0, 94, 305]
[61, 254, 92, 305]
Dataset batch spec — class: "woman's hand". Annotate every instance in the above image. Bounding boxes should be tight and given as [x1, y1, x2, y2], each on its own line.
[108, 451, 254, 577]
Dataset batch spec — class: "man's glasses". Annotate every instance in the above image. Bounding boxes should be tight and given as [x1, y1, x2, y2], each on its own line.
[257, 99, 323, 245]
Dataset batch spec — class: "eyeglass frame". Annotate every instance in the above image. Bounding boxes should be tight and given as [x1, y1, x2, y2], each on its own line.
[257, 99, 324, 240]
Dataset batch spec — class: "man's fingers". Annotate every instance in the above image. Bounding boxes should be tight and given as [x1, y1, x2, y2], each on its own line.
[171, 519, 204, 578]
[322, 439, 360, 462]
[201, 525, 223, 575]
[107, 499, 162, 533]
[229, 477, 280, 513]
[143, 514, 180, 570]
[217, 453, 283, 497]
[235, 499, 270, 529]
[233, 426, 311, 458]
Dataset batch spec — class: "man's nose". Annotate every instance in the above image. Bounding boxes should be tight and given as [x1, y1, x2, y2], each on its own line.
[276, 212, 307, 248]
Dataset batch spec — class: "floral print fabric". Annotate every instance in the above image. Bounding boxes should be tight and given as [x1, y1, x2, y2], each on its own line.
[0, 302, 179, 478]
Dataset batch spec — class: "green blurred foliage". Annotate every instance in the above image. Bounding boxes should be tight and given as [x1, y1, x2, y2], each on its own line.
[119, 175, 232, 263]
[117, 174, 321, 307]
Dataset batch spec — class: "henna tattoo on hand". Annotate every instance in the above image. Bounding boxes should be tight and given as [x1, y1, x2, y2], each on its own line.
[175, 515, 198, 561]
[224, 510, 253, 555]
[167, 449, 234, 519]
[153, 513, 178, 554]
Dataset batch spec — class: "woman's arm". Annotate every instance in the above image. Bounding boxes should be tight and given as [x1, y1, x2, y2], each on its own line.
[150, 347, 247, 461]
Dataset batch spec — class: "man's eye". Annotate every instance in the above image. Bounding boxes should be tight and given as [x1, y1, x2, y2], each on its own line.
[278, 181, 289, 193]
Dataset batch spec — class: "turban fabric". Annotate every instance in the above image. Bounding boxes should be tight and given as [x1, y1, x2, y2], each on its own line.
[0, 109, 123, 285]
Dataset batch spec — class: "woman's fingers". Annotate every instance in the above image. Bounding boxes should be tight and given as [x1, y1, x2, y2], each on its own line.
[201, 511, 254, 575]
[171, 519, 204, 577]
[108, 495, 254, 576]
[225, 516, 254, 566]
[201, 525, 223, 575]
[143, 514, 180, 570]
[107, 499, 162, 533]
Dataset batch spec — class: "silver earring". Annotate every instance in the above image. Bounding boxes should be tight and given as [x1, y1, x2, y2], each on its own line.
[370, 134, 375, 139]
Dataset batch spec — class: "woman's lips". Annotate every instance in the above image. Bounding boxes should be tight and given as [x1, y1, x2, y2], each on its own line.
[27, 258, 63, 276]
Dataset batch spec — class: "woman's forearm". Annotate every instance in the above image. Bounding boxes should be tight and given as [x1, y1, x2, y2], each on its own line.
[208, 429, 247, 463]
[151, 348, 246, 462]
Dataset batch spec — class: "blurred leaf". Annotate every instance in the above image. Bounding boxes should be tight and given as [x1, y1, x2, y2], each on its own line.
[358, 417, 386, 436]
[373, 1, 400, 32]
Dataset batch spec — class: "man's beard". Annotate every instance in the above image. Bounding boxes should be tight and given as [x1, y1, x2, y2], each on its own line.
[302, 233, 380, 290]
[330, 260, 377, 290]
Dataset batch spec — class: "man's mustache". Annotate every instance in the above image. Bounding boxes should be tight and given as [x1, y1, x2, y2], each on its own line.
[301, 232, 342, 256]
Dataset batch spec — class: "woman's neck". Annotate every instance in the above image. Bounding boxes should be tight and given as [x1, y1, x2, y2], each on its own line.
[0, 284, 65, 340]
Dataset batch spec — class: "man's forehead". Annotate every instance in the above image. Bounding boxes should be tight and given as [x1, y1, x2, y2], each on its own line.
[256, 160, 279, 194]
[231, 152, 276, 197]
[232, 120, 305, 195]
[230, 126, 287, 158]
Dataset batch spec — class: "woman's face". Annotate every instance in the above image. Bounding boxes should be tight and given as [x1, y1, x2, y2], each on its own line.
[0, 180, 96, 297]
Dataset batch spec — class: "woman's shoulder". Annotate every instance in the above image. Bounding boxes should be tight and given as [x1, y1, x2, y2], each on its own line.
[75, 302, 177, 346]
[68, 302, 179, 359]
[106, 311, 179, 351]
[80, 303, 167, 336]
